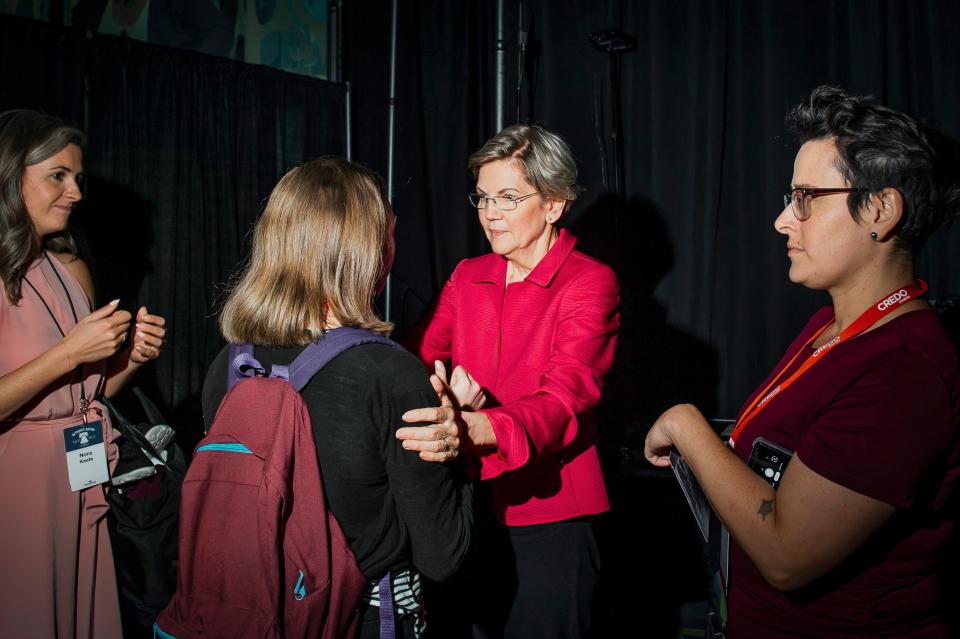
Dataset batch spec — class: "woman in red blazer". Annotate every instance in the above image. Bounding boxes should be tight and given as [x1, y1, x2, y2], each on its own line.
[399, 125, 620, 638]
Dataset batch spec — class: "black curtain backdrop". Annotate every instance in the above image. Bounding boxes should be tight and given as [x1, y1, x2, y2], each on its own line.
[346, 0, 960, 425]
[0, 14, 348, 439]
[2, 3, 959, 636]
[344, 1, 496, 330]
[341, 3, 960, 634]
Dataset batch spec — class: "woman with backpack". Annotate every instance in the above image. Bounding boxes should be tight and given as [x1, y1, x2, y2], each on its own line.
[198, 157, 473, 638]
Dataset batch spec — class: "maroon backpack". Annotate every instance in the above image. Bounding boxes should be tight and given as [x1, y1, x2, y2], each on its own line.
[155, 328, 400, 639]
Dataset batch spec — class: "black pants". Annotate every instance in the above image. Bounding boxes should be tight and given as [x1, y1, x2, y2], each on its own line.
[427, 512, 601, 639]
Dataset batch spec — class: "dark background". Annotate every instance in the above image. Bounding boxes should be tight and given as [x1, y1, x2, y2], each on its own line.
[2, 2, 959, 636]
[342, 0, 960, 428]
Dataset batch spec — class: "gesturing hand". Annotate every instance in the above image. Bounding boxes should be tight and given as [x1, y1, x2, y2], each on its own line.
[397, 373, 462, 463]
[60, 299, 131, 368]
[435, 360, 486, 411]
[128, 306, 167, 364]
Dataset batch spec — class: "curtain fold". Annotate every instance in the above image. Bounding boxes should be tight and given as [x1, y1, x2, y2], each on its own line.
[339, 4, 960, 634]
[345, 0, 960, 422]
[1, 15, 348, 434]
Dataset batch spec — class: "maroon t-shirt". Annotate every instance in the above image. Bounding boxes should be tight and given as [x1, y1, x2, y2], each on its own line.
[728, 307, 960, 638]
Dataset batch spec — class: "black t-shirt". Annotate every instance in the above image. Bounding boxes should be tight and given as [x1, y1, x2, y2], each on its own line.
[203, 342, 473, 582]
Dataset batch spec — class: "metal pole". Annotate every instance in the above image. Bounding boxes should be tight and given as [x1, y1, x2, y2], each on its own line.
[385, 0, 399, 322]
[345, 81, 353, 161]
[610, 53, 623, 195]
[494, 0, 506, 133]
[327, 0, 341, 82]
[516, 0, 525, 124]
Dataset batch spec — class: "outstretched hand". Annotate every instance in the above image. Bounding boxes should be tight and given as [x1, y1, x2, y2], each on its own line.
[397, 373, 462, 463]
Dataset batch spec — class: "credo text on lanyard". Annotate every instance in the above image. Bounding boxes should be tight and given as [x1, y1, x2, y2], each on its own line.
[729, 280, 928, 448]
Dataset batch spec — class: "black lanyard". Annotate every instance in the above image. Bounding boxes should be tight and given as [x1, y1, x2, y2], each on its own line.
[22, 253, 90, 418]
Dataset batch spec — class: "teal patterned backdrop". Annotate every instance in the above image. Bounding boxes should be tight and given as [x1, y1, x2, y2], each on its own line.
[1, 0, 328, 79]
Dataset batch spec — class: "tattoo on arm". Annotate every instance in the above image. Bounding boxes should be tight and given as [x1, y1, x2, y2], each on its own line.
[757, 499, 775, 521]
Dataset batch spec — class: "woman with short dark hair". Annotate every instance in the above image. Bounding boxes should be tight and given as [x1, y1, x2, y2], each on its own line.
[645, 86, 960, 637]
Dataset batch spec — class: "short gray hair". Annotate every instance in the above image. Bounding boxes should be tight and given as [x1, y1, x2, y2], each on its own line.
[467, 125, 581, 204]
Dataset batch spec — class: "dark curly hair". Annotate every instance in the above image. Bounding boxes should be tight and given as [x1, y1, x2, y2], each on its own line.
[785, 86, 960, 255]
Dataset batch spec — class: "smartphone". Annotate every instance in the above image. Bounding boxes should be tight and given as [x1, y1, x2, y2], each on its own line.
[747, 437, 793, 489]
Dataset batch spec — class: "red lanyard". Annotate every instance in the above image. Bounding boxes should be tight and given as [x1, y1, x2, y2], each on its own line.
[729, 280, 928, 448]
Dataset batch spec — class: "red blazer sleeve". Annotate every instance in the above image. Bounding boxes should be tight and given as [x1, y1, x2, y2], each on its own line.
[479, 264, 619, 479]
[409, 265, 459, 368]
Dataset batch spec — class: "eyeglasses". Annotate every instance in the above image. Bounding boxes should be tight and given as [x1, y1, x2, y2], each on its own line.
[783, 187, 868, 221]
[467, 192, 539, 211]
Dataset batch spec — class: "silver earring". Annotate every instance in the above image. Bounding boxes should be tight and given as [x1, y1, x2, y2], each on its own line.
[870, 231, 878, 241]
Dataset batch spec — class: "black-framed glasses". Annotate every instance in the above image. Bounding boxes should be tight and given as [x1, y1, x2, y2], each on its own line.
[468, 192, 539, 211]
[783, 187, 868, 221]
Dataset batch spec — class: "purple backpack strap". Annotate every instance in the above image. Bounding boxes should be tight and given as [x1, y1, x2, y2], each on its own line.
[227, 329, 400, 392]
[288, 327, 401, 391]
[227, 343, 264, 391]
[378, 571, 395, 639]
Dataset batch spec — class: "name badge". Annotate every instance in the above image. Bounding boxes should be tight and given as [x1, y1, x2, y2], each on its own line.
[63, 421, 110, 492]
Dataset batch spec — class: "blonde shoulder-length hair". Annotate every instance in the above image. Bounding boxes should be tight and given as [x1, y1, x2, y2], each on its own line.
[220, 157, 392, 346]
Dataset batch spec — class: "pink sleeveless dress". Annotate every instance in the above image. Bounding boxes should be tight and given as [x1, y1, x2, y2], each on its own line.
[0, 254, 122, 638]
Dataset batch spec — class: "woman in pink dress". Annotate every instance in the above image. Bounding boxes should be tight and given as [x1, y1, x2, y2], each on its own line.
[0, 110, 167, 638]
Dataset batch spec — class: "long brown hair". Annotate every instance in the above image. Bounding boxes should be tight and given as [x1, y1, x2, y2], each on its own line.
[0, 110, 84, 304]
[219, 158, 393, 346]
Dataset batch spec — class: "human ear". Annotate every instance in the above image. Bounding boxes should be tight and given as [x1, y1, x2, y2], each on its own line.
[544, 198, 566, 224]
[869, 188, 904, 242]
